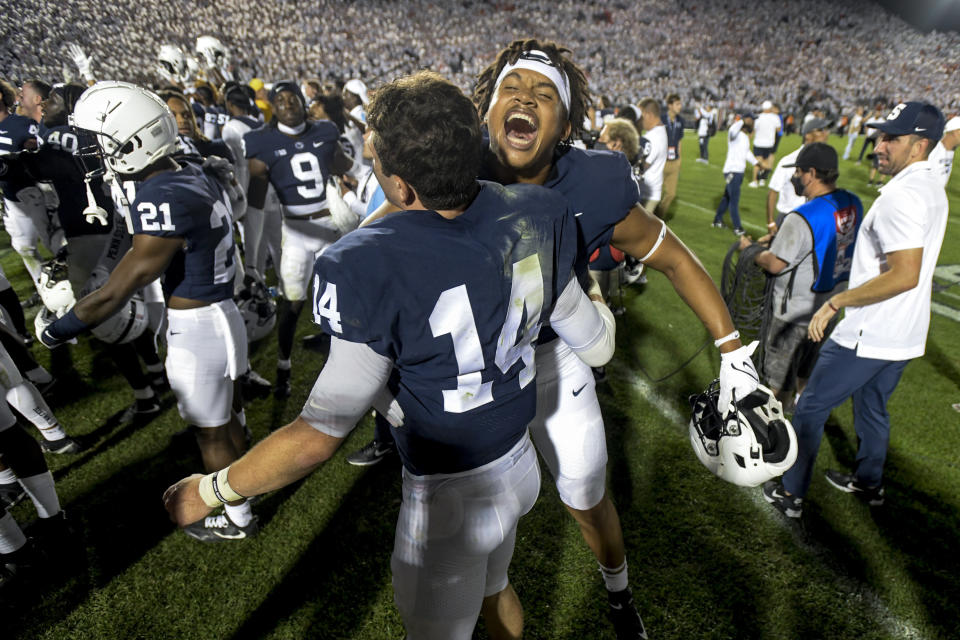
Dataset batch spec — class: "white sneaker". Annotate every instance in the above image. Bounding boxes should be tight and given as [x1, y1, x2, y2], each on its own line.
[747, 181, 759, 188]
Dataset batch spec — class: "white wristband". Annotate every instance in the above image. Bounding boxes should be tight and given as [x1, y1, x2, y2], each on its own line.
[714, 330, 740, 348]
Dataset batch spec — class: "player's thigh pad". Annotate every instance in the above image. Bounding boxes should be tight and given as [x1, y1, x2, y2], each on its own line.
[391, 433, 540, 640]
[530, 339, 609, 511]
[165, 301, 245, 427]
[279, 218, 337, 301]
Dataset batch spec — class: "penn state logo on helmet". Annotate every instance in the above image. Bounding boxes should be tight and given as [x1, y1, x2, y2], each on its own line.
[688, 380, 797, 487]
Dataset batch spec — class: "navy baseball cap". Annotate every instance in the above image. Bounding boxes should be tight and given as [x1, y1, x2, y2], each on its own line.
[873, 102, 944, 141]
[268, 81, 305, 106]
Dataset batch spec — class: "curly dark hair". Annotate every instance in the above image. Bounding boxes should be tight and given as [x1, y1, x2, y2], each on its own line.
[474, 39, 591, 142]
[0, 80, 16, 111]
[367, 71, 481, 211]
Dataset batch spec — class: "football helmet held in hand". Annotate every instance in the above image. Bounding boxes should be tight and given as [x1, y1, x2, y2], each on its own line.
[689, 380, 797, 487]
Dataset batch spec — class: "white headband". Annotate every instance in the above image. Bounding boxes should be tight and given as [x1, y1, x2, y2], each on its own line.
[493, 50, 571, 115]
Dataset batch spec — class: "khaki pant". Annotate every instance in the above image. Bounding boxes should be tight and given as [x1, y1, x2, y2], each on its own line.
[657, 159, 681, 218]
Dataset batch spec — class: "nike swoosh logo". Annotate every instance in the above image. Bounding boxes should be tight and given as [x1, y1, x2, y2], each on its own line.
[574, 211, 584, 217]
[312, 141, 325, 147]
[572, 384, 588, 397]
[212, 530, 247, 540]
[169, 331, 182, 336]
[610, 603, 623, 610]
[730, 362, 759, 382]
[914, 127, 927, 132]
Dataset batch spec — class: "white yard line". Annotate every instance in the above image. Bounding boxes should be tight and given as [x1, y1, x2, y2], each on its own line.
[616, 365, 928, 640]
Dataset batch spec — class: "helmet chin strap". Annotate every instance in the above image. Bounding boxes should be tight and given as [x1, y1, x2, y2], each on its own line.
[83, 177, 110, 226]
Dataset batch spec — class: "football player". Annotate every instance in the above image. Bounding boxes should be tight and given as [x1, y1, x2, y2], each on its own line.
[472, 40, 760, 639]
[1, 79, 61, 288]
[164, 70, 615, 640]
[40, 81, 256, 541]
[243, 82, 353, 397]
[1, 84, 165, 417]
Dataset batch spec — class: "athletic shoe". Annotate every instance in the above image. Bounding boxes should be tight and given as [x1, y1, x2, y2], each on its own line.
[824, 470, 885, 506]
[951, 402, 960, 413]
[711, 222, 724, 229]
[607, 587, 648, 640]
[747, 180, 759, 188]
[623, 258, 645, 285]
[40, 436, 81, 455]
[239, 369, 272, 399]
[0, 481, 25, 509]
[758, 179, 766, 186]
[346, 439, 396, 466]
[119, 396, 161, 423]
[183, 513, 259, 542]
[762, 480, 803, 518]
[274, 368, 291, 399]
[733, 228, 746, 236]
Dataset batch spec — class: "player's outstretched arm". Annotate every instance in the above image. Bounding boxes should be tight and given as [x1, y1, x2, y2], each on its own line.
[549, 273, 616, 367]
[163, 418, 344, 527]
[611, 204, 759, 412]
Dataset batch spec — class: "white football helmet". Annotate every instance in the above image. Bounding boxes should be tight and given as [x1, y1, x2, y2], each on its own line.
[196, 36, 229, 69]
[236, 279, 276, 342]
[157, 44, 188, 84]
[38, 258, 76, 316]
[688, 381, 798, 487]
[90, 297, 149, 344]
[69, 81, 178, 175]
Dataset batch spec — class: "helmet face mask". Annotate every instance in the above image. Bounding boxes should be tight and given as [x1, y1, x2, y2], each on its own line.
[157, 44, 188, 84]
[688, 381, 798, 487]
[69, 81, 179, 176]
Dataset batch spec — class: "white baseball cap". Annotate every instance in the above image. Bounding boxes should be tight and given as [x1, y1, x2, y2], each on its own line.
[344, 79, 368, 105]
[945, 116, 960, 133]
[761, 100, 773, 110]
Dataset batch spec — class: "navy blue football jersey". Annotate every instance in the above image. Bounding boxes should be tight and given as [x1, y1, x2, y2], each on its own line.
[130, 163, 235, 302]
[311, 181, 579, 475]
[243, 121, 340, 213]
[202, 105, 229, 140]
[0, 114, 40, 155]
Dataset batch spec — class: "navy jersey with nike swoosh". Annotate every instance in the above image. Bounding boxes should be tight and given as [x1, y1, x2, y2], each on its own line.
[243, 121, 339, 211]
[131, 163, 235, 302]
[311, 181, 578, 475]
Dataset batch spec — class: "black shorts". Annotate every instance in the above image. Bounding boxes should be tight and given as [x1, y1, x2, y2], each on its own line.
[753, 146, 774, 158]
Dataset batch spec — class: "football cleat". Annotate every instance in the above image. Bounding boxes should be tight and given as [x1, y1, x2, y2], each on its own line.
[345, 439, 396, 467]
[40, 436, 81, 455]
[274, 368, 291, 399]
[607, 587, 648, 640]
[183, 513, 258, 542]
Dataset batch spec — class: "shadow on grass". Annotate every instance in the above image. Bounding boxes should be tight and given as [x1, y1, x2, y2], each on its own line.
[229, 458, 403, 640]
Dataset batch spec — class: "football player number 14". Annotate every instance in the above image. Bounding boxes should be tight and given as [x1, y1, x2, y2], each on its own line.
[315, 254, 545, 414]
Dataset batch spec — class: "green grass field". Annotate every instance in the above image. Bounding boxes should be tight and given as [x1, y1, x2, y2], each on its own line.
[3, 131, 959, 640]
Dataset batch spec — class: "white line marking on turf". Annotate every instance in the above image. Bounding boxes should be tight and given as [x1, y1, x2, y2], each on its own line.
[616, 365, 929, 640]
[932, 301, 960, 323]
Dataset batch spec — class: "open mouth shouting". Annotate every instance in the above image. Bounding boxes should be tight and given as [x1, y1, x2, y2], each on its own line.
[504, 109, 539, 150]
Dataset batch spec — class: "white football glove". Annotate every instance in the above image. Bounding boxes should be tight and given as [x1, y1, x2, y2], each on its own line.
[326, 178, 360, 235]
[66, 43, 95, 82]
[717, 340, 759, 415]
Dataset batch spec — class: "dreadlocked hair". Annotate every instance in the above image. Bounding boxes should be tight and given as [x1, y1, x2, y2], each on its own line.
[474, 39, 591, 142]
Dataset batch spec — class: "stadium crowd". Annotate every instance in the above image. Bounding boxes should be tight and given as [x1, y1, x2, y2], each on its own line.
[2, 0, 960, 117]
[0, 2, 956, 639]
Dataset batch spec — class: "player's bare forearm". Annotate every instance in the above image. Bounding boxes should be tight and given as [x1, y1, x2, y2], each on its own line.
[223, 417, 344, 497]
[611, 206, 741, 352]
[74, 234, 180, 326]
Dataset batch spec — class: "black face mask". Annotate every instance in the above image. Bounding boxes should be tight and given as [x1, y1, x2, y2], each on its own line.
[790, 174, 806, 197]
[595, 141, 609, 151]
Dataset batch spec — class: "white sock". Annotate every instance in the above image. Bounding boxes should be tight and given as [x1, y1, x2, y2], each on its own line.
[0, 468, 17, 484]
[6, 382, 62, 439]
[19, 472, 61, 518]
[224, 500, 253, 527]
[599, 559, 629, 592]
[277, 359, 291, 371]
[25, 366, 53, 385]
[0, 512, 27, 553]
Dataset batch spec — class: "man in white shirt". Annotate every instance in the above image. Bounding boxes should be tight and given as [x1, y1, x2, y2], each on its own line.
[927, 115, 960, 187]
[712, 115, 758, 235]
[749, 100, 781, 187]
[695, 102, 718, 163]
[639, 97, 667, 212]
[765, 118, 830, 233]
[763, 102, 948, 519]
[842, 106, 864, 160]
